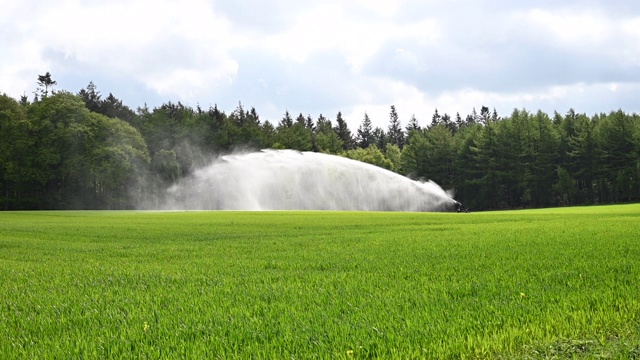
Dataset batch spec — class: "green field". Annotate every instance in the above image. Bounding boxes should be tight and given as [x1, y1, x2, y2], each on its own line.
[1, 205, 639, 359]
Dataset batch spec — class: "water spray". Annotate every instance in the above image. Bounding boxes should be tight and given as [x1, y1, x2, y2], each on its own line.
[160, 149, 460, 211]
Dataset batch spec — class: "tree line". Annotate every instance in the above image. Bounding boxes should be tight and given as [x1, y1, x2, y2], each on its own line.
[1, 74, 639, 210]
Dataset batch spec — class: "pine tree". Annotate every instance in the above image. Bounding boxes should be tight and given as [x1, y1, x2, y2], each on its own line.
[405, 114, 421, 142]
[491, 108, 500, 122]
[315, 114, 342, 153]
[431, 109, 442, 127]
[373, 127, 387, 150]
[78, 81, 102, 113]
[455, 112, 464, 129]
[19, 93, 29, 106]
[305, 114, 314, 130]
[441, 113, 455, 132]
[100, 93, 137, 124]
[230, 102, 247, 127]
[387, 105, 404, 148]
[333, 112, 354, 150]
[295, 113, 306, 127]
[466, 107, 479, 125]
[248, 107, 260, 125]
[595, 110, 639, 202]
[278, 110, 293, 129]
[356, 112, 374, 148]
[567, 114, 597, 203]
[471, 121, 500, 208]
[406, 114, 420, 133]
[480, 106, 491, 124]
[316, 114, 331, 129]
[36, 72, 57, 98]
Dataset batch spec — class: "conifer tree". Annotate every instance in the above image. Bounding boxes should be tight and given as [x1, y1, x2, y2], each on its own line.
[333, 112, 354, 150]
[387, 105, 404, 149]
[78, 81, 102, 113]
[356, 112, 374, 148]
[36, 72, 57, 98]
[406, 114, 420, 133]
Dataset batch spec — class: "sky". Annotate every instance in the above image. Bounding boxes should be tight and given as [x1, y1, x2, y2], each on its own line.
[1, 0, 640, 130]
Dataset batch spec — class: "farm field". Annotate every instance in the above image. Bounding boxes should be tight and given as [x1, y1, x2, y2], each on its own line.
[1, 205, 639, 359]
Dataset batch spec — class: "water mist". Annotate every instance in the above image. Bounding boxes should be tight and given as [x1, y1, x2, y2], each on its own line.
[160, 149, 459, 211]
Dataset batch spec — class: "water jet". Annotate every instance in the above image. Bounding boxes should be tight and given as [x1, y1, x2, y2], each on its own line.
[161, 149, 459, 211]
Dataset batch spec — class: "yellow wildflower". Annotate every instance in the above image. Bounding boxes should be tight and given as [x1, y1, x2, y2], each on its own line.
[346, 349, 354, 356]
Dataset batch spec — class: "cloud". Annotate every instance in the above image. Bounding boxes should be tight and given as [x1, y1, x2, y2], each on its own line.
[349, 2, 640, 130]
[1, 0, 639, 134]
[1, 0, 240, 101]
[343, 80, 640, 131]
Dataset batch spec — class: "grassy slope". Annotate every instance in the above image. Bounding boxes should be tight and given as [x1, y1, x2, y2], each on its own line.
[0, 205, 639, 358]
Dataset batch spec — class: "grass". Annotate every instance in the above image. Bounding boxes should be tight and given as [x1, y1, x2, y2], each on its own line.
[0, 205, 639, 358]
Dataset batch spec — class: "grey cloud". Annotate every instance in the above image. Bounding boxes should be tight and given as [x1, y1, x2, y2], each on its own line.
[362, 0, 640, 95]
[212, 48, 364, 122]
[39, 48, 166, 109]
[395, 0, 640, 21]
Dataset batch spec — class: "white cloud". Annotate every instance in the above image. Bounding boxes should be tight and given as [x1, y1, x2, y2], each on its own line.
[522, 8, 640, 66]
[1, 0, 242, 100]
[352, 0, 403, 17]
[525, 9, 613, 46]
[262, 3, 388, 69]
[143, 66, 238, 99]
[622, 17, 640, 38]
[0, 39, 49, 97]
[260, 2, 439, 73]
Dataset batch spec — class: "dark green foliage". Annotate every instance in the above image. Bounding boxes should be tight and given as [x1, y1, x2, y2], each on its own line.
[279, 110, 293, 128]
[314, 114, 342, 153]
[201, 104, 233, 151]
[36, 72, 56, 98]
[431, 108, 442, 127]
[333, 112, 355, 150]
[372, 127, 387, 150]
[356, 112, 374, 148]
[470, 121, 502, 209]
[594, 110, 639, 202]
[445, 108, 639, 210]
[100, 93, 138, 124]
[455, 112, 464, 129]
[274, 112, 312, 151]
[405, 114, 421, 138]
[230, 103, 264, 149]
[402, 124, 455, 187]
[0, 95, 34, 209]
[1, 92, 149, 209]
[78, 83, 137, 125]
[78, 81, 101, 113]
[452, 124, 483, 209]
[387, 105, 405, 149]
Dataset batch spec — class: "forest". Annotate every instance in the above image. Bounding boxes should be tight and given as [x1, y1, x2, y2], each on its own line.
[1, 74, 639, 210]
